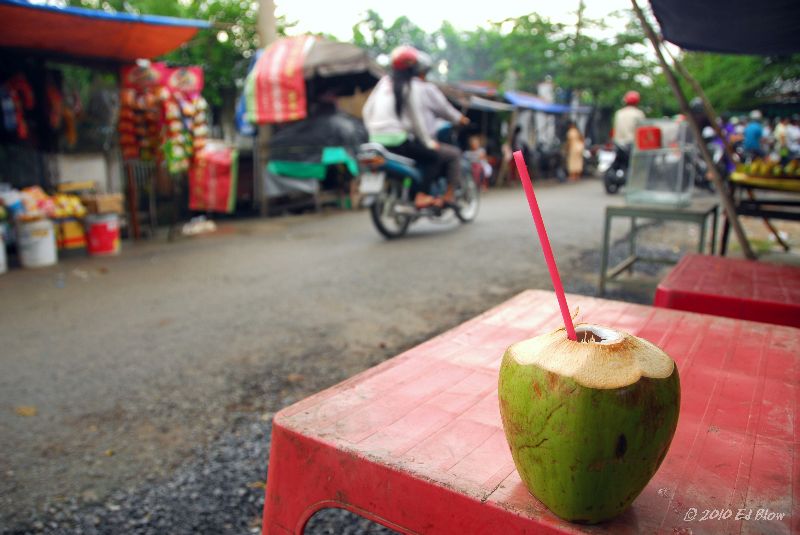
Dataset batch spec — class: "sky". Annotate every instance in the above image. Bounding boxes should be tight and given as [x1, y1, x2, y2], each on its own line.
[274, 0, 634, 41]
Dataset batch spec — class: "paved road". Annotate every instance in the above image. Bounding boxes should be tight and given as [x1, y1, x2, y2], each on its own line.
[2, 180, 640, 526]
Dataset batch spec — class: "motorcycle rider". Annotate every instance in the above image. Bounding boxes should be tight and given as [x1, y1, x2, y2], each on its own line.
[415, 51, 470, 202]
[612, 90, 645, 148]
[604, 90, 644, 192]
[362, 46, 443, 209]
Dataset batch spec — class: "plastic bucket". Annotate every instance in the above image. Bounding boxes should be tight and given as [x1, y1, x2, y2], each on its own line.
[86, 214, 120, 256]
[17, 218, 57, 268]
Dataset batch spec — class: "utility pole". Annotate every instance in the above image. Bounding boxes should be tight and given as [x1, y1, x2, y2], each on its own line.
[257, 0, 278, 45]
[255, 0, 278, 215]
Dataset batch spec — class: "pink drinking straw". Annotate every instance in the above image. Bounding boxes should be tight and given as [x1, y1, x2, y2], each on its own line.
[513, 150, 577, 341]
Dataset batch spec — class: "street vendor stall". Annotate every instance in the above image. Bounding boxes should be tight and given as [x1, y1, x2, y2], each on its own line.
[634, 0, 800, 259]
[0, 0, 208, 268]
[242, 35, 381, 213]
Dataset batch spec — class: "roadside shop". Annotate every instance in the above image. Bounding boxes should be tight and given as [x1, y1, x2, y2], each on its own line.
[0, 0, 209, 271]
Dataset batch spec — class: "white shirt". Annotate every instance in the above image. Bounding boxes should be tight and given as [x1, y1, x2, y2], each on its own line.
[362, 75, 434, 148]
[419, 81, 463, 137]
[787, 124, 800, 153]
[613, 105, 645, 145]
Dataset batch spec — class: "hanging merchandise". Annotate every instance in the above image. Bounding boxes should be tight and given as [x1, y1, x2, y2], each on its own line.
[188, 140, 238, 213]
[45, 74, 64, 130]
[119, 63, 165, 162]
[162, 66, 208, 173]
[118, 63, 208, 173]
[2, 73, 35, 140]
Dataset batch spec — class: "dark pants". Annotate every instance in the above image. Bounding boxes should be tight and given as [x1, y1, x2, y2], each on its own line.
[389, 140, 442, 192]
[437, 142, 463, 188]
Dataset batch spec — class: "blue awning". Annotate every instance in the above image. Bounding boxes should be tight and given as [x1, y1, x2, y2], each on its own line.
[504, 91, 591, 114]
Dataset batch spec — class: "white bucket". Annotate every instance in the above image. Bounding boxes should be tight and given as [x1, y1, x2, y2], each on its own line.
[0, 234, 6, 274]
[17, 218, 57, 268]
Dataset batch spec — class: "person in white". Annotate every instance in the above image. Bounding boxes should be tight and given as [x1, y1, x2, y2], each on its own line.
[362, 46, 442, 208]
[612, 90, 645, 146]
[415, 51, 470, 201]
[787, 115, 800, 157]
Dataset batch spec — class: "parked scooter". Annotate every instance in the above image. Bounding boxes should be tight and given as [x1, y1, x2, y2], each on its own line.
[356, 143, 480, 239]
[602, 142, 630, 194]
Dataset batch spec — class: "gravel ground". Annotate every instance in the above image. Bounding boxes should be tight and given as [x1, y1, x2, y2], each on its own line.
[4, 415, 398, 535]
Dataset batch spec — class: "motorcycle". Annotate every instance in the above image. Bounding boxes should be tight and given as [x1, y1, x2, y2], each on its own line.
[602, 142, 630, 194]
[356, 142, 480, 239]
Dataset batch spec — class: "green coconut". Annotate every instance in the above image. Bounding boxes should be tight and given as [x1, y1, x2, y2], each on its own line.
[498, 324, 680, 524]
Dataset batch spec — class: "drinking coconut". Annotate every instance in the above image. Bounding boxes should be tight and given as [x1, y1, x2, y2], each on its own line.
[498, 324, 680, 524]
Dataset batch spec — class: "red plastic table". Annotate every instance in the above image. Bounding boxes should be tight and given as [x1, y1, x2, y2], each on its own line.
[262, 290, 798, 534]
[654, 254, 800, 328]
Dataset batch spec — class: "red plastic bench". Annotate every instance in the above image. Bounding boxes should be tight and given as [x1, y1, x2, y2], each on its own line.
[262, 290, 798, 534]
[655, 254, 800, 328]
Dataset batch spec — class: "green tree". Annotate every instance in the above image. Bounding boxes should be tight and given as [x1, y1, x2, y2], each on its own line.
[553, 7, 660, 110]
[353, 9, 433, 59]
[680, 52, 800, 113]
[351, 8, 673, 116]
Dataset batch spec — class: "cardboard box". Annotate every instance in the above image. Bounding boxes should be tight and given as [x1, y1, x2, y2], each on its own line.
[54, 217, 87, 250]
[80, 194, 124, 215]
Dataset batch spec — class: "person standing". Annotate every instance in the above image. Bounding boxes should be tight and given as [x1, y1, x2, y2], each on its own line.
[565, 121, 585, 181]
[774, 116, 790, 161]
[743, 110, 764, 160]
[787, 115, 800, 158]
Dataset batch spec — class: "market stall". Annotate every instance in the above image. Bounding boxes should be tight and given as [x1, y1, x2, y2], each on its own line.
[635, 0, 800, 259]
[242, 35, 381, 212]
[0, 0, 208, 269]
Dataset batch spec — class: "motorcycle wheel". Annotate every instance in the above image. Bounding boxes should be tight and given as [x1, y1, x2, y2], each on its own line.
[603, 169, 621, 194]
[370, 180, 411, 239]
[455, 175, 480, 223]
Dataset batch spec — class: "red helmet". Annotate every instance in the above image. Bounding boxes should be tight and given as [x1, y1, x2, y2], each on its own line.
[390, 45, 420, 72]
[623, 90, 640, 105]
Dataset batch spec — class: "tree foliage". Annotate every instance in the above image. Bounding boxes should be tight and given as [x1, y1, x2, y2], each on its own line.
[351, 7, 799, 118]
[351, 8, 669, 112]
[680, 52, 800, 112]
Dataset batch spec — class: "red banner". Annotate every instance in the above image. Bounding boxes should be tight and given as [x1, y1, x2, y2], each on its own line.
[248, 35, 312, 124]
[189, 143, 238, 213]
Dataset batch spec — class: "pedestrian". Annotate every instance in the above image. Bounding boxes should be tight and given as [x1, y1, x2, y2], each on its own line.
[464, 134, 492, 189]
[787, 115, 800, 158]
[565, 121, 585, 181]
[743, 110, 764, 160]
[774, 116, 790, 162]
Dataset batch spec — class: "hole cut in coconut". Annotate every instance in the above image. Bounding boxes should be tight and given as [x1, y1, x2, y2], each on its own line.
[575, 325, 623, 344]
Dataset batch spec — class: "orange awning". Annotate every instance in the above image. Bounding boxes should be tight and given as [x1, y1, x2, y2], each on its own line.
[0, 0, 209, 63]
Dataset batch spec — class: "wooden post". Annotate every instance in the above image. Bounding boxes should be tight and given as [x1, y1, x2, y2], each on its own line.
[630, 0, 756, 260]
[125, 161, 140, 240]
[256, 0, 278, 216]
